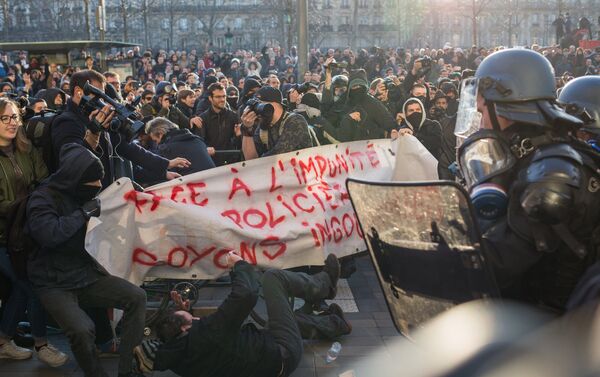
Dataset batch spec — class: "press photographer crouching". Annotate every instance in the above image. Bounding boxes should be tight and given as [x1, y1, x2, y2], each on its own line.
[51, 70, 189, 188]
[240, 86, 312, 159]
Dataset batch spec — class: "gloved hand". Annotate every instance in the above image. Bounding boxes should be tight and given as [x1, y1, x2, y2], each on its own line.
[81, 198, 101, 219]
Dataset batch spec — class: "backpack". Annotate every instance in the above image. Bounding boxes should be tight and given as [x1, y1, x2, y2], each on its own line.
[23, 110, 60, 172]
[6, 187, 58, 278]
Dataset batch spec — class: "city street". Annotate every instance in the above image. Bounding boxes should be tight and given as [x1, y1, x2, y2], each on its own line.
[0, 254, 403, 377]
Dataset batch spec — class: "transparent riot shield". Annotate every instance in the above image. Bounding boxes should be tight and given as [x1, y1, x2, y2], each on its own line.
[347, 179, 499, 338]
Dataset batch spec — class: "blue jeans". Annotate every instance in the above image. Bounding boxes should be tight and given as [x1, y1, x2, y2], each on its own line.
[0, 246, 47, 338]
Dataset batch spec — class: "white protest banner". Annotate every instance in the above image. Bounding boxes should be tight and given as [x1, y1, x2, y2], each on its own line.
[86, 139, 399, 285]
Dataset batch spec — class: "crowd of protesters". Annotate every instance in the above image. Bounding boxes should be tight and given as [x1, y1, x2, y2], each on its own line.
[0, 38, 600, 377]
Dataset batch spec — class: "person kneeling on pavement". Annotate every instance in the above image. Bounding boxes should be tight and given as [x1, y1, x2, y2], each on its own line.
[134, 253, 351, 377]
[26, 143, 146, 377]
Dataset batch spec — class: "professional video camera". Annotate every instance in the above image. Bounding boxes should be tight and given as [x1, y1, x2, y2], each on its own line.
[79, 81, 144, 141]
[245, 97, 274, 119]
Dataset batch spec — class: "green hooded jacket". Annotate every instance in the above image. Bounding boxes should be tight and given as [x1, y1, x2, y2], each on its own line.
[0, 144, 48, 244]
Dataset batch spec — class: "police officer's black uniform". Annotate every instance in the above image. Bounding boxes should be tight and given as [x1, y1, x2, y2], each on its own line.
[457, 49, 600, 311]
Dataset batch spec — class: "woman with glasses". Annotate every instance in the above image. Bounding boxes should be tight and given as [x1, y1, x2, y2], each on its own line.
[0, 99, 68, 367]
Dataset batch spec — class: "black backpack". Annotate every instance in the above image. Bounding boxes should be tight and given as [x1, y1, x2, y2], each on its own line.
[24, 110, 60, 172]
[6, 187, 58, 278]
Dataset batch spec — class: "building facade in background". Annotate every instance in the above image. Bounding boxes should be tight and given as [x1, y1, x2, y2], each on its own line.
[0, 0, 598, 51]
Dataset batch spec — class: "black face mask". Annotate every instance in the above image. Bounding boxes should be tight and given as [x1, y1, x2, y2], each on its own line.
[227, 97, 238, 109]
[348, 87, 367, 105]
[73, 184, 101, 204]
[406, 112, 422, 128]
[415, 95, 428, 105]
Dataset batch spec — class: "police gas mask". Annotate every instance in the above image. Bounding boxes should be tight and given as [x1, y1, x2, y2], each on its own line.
[458, 129, 517, 221]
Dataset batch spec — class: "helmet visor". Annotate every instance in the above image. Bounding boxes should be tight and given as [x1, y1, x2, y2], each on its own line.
[455, 78, 482, 140]
[458, 130, 516, 189]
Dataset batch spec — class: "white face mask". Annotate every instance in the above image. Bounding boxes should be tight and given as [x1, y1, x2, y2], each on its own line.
[296, 104, 321, 119]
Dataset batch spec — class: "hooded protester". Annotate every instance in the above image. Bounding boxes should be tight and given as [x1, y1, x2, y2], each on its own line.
[321, 74, 348, 128]
[193, 76, 218, 116]
[295, 92, 332, 145]
[398, 97, 442, 159]
[225, 85, 239, 111]
[145, 117, 215, 176]
[236, 77, 262, 116]
[440, 81, 459, 116]
[40, 88, 66, 112]
[337, 69, 396, 141]
[26, 143, 146, 377]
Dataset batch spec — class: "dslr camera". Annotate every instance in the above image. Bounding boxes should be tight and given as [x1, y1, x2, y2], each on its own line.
[79, 82, 144, 142]
[419, 55, 433, 69]
[245, 97, 274, 118]
[294, 82, 313, 95]
[328, 61, 348, 69]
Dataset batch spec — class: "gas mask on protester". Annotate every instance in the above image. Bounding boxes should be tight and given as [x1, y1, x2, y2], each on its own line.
[458, 129, 517, 221]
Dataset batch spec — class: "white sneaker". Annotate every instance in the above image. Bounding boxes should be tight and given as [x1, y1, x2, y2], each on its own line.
[0, 340, 33, 360]
[36, 343, 68, 367]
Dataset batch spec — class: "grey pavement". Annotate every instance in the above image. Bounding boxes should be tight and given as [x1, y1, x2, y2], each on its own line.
[0, 255, 403, 377]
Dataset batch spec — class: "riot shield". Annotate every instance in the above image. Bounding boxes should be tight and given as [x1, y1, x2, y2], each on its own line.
[347, 179, 499, 338]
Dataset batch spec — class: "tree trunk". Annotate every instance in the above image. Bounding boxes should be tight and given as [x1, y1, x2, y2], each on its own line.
[352, 0, 359, 50]
[121, 0, 128, 42]
[471, 0, 477, 46]
[2, 0, 9, 40]
[84, 0, 91, 40]
[142, 0, 149, 48]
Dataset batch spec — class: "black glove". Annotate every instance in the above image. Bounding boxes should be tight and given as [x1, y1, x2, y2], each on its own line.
[81, 198, 101, 220]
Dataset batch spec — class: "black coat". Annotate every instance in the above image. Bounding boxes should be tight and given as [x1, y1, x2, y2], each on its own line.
[399, 99, 442, 160]
[154, 261, 282, 377]
[198, 106, 241, 165]
[52, 100, 169, 187]
[26, 144, 107, 289]
[158, 129, 215, 176]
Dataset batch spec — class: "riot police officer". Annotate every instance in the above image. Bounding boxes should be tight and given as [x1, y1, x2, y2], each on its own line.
[456, 48, 600, 311]
[558, 76, 600, 148]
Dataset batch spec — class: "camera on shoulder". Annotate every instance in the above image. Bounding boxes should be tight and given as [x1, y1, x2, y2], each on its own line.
[79, 82, 145, 141]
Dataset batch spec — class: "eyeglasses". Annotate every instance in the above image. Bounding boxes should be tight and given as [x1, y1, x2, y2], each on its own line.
[0, 114, 19, 124]
[144, 96, 153, 101]
[211, 95, 227, 99]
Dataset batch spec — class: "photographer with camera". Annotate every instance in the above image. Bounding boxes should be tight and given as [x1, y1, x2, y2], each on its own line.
[141, 81, 201, 130]
[240, 86, 312, 159]
[51, 70, 189, 188]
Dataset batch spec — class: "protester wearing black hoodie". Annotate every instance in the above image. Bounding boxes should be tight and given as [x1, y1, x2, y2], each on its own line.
[236, 77, 262, 116]
[26, 143, 146, 377]
[193, 76, 218, 116]
[322, 69, 395, 142]
[398, 97, 442, 160]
